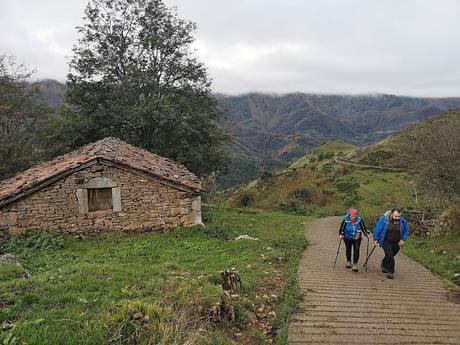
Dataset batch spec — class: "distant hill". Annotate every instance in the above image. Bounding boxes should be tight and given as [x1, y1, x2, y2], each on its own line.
[34, 80, 460, 187]
[35, 79, 67, 107]
[227, 110, 460, 217]
[345, 109, 460, 167]
[217, 93, 460, 187]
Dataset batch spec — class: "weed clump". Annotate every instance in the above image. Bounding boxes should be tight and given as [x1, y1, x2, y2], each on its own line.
[201, 225, 232, 240]
[104, 301, 203, 345]
[2, 229, 64, 256]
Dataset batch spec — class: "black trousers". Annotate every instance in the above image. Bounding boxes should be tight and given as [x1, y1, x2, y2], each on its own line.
[382, 241, 400, 274]
[344, 238, 361, 264]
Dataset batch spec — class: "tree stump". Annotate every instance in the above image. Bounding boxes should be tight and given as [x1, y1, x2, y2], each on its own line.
[209, 267, 241, 325]
[209, 299, 235, 325]
[220, 267, 241, 294]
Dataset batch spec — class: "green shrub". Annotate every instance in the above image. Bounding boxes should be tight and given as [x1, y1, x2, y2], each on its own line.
[201, 225, 232, 240]
[342, 166, 354, 175]
[278, 201, 308, 216]
[233, 300, 252, 328]
[444, 202, 460, 233]
[238, 192, 254, 207]
[261, 171, 275, 179]
[335, 180, 360, 193]
[317, 152, 334, 161]
[0, 230, 10, 254]
[20, 293, 40, 307]
[343, 192, 363, 208]
[288, 188, 312, 203]
[321, 164, 333, 174]
[0, 263, 23, 281]
[201, 208, 213, 223]
[3, 229, 64, 257]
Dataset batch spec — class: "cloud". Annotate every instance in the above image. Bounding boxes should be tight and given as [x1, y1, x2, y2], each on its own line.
[1, 0, 459, 96]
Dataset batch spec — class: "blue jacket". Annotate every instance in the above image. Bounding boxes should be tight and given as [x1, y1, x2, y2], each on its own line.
[373, 213, 409, 246]
[339, 213, 368, 240]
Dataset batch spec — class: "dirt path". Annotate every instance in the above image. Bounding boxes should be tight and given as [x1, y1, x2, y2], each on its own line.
[334, 157, 403, 172]
[288, 217, 460, 344]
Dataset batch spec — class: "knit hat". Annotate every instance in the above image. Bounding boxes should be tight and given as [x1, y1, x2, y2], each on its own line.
[348, 209, 358, 216]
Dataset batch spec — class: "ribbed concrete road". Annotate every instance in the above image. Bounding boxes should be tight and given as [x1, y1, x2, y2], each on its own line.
[288, 217, 460, 345]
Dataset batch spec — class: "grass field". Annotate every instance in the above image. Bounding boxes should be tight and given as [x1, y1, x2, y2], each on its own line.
[0, 206, 308, 345]
[403, 231, 460, 291]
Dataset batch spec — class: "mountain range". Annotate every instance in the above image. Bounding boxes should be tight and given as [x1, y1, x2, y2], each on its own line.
[217, 93, 460, 186]
[35, 80, 460, 187]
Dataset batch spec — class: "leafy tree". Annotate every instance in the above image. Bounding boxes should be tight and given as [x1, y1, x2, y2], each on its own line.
[0, 55, 50, 180]
[58, 0, 229, 176]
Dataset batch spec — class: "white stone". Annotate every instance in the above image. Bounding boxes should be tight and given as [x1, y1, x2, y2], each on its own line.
[235, 234, 259, 241]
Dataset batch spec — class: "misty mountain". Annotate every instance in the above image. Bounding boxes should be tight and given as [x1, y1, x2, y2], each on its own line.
[35, 80, 460, 187]
[217, 93, 460, 187]
[35, 79, 67, 107]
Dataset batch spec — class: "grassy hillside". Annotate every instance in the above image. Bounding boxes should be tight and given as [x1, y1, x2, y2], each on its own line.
[227, 139, 416, 220]
[289, 140, 356, 169]
[346, 109, 460, 172]
[0, 207, 307, 345]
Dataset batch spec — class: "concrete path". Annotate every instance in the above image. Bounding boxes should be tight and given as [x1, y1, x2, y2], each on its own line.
[288, 217, 460, 345]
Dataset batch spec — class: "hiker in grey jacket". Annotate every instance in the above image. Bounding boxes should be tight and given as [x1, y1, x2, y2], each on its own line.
[373, 209, 409, 279]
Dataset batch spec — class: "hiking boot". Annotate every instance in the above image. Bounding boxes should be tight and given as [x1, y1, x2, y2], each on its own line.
[352, 264, 358, 272]
[346, 261, 352, 268]
[387, 273, 394, 279]
[380, 262, 388, 273]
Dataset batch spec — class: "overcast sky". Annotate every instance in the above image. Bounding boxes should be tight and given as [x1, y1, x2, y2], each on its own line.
[1, 0, 459, 96]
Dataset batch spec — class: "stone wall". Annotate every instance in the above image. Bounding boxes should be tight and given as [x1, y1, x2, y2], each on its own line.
[404, 210, 448, 237]
[0, 163, 202, 235]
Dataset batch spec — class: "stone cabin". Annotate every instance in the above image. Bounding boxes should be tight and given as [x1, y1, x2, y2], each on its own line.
[0, 137, 204, 235]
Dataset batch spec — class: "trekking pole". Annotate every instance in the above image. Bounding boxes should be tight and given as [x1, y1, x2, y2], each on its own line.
[333, 238, 343, 269]
[362, 242, 377, 269]
[363, 229, 384, 269]
[363, 230, 384, 269]
[365, 234, 370, 272]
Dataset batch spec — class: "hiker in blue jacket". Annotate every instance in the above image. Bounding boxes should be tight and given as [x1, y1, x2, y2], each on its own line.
[373, 208, 409, 279]
[338, 209, 369, 272]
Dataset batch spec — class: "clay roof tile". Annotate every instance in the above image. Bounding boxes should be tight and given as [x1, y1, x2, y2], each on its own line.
[0, 137, 203, 207]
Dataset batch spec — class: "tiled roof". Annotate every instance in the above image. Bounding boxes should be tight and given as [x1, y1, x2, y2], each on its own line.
[0, 137, 203, 206]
